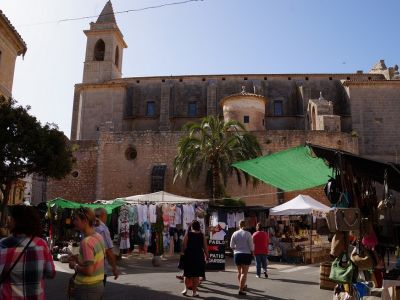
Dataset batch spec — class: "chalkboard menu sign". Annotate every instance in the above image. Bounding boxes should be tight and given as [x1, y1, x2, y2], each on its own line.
[206, 239, 225, 270]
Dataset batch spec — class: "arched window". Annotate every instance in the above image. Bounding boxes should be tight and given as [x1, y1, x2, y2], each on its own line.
[115, 46, 119, 67]
[94, 39, 105, 61]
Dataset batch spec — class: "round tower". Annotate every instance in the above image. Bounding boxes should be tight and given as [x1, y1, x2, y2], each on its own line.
[220, 87, 267, 131]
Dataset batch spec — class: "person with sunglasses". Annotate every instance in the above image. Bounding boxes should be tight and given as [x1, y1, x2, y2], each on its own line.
[69, 207, 105, 300]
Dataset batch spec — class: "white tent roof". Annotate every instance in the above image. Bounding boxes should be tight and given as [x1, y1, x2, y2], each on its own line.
[120, 191, 209, 204]
[269, 194, 331, 216]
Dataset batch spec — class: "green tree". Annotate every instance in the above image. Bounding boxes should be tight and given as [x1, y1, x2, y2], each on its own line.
[173, 115, 262, 199]
[0, 97, 74, 225]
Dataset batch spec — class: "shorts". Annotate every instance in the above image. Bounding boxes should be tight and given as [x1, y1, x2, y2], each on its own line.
[234, 253, 253, 266]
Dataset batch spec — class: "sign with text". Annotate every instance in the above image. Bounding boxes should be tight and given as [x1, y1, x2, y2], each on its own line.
[206, 239, 225, 270]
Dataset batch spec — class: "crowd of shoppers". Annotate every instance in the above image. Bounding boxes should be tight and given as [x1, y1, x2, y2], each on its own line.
[0, 203, 269, 299]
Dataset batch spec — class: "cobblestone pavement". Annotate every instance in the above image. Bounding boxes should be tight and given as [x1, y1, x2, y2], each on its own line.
[46, 253, 333, 299]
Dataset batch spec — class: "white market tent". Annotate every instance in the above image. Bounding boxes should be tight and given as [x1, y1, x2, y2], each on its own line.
[119, 191, 209, 204]
[269, 194, 331, 216]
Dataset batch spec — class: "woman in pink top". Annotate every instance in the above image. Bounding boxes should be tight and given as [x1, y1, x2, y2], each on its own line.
[252, 223, 269, 278]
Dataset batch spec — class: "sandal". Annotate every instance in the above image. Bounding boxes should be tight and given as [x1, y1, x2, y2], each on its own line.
[181, 289, 188, 296]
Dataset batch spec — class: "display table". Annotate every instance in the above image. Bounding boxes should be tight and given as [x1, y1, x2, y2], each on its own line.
[301, 245, 330, 264]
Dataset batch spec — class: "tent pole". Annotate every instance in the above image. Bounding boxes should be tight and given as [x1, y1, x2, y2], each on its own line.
[309, 213, 312, 264]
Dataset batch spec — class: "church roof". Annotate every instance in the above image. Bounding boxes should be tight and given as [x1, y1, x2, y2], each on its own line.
[0, 10, 27, 56]
[96, 1, 116, 24]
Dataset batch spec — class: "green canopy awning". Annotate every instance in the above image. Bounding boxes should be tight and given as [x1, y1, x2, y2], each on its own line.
[47, 198, 126, 214]
[232, 146, 332, 191]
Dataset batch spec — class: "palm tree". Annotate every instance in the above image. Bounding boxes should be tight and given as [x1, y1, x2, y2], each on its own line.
[173, 115, 262, 199]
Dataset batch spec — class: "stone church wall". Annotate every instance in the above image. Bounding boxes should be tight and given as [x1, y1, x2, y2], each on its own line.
[49, 130, 357, 204]
[345, 81, 400, 162]
[47, 140, 98, 201]
[71, 74, 383, 141]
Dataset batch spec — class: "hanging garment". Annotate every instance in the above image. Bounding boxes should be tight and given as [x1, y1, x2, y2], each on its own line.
[142, 204, 149, 224]
[210, 211, 218, 227]
[148, 204, 157, 223]
[175, 205, 182, 225]
[137, 204, 144, 225]
[118, 206, 130, 250]
[169, 205, 176, 227]
[187, 204, 195, 223]
[143, 221, 151, 248]
[235, 212, 245, 225]
[128, 205, 138, 225]
[162, 204, 170, 226]
[227, 212, 236, 228]
[137, 204, 149, 226]
[163, 231, 170, 251]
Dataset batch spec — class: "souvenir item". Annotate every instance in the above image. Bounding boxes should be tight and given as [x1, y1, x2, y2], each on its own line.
[329, 253, 355, 284]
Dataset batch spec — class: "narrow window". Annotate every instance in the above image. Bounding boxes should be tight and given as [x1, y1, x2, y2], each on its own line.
[188, 101, 197, 117]
[146, 101, 155, 117]
[94, 39, 105, 61]
[244, 115, 250, 123]
[115, 46, 119, 67]
[151, 165, 167, 192]
[274, 100, 283, 116]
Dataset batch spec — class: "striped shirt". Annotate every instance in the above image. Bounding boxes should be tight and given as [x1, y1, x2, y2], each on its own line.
[75, 233, 105, 285]
[0, 235, 55, 300]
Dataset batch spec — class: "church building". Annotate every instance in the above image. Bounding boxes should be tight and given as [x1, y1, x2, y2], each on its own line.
[48, 1, 400, 206]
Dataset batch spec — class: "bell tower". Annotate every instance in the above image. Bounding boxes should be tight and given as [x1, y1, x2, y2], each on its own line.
[82, 1, 127, 83]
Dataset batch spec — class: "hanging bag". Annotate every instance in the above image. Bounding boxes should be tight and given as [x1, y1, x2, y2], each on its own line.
[334, 208, 360, 231]
[350, 243, 373, 271]
[329, 253, 355, 284]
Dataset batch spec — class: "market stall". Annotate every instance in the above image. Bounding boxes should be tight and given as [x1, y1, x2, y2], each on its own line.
[309, 143, 400, 298]
[116, 191, 209, 257]
[46, 197, 125, 260]
[269, 194, 332, 264]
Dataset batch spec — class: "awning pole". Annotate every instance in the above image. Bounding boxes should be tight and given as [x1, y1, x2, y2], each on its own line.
[309, 213, 312, 264]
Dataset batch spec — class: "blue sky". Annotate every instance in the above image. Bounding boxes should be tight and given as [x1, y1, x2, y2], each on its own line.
[2, 0, 399, 136]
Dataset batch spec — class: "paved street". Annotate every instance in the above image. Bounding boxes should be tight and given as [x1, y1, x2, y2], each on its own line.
[46, 255, 332, 300]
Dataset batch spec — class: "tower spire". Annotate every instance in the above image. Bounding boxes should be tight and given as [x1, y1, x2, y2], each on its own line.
[96, 1, 116, 24]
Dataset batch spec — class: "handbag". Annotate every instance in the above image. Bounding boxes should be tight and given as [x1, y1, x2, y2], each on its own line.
[350, 244, 373, 271]
[334, 208, 360, 231]
[325, 211, 337, 233]
[0, 237, 34, 284]
[329, 253, 355, 284]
